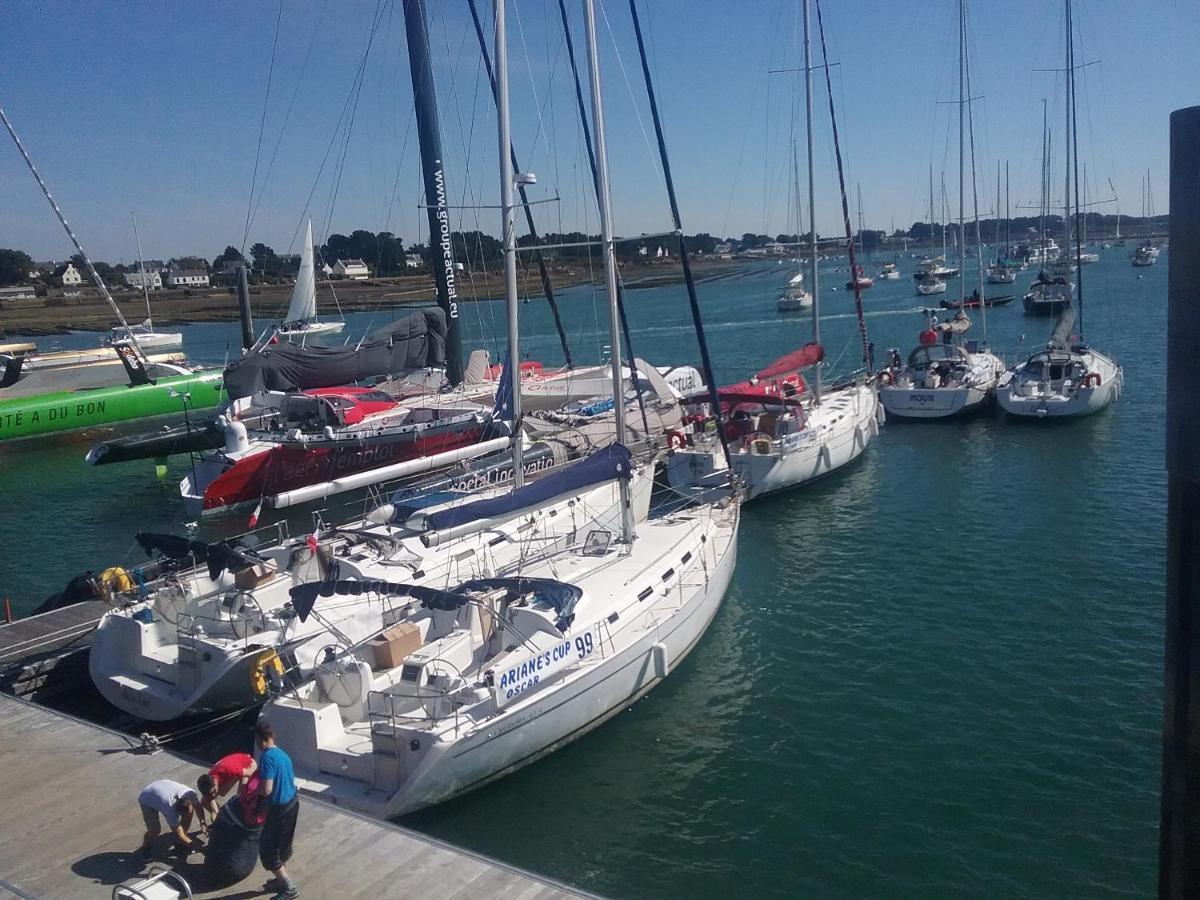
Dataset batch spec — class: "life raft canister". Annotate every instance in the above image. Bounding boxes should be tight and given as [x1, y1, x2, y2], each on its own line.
[251, 650, 285, 696]
[98, 566, 133, 599]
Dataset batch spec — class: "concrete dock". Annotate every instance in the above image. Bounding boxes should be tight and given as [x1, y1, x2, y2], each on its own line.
[0, 694, 586, 899]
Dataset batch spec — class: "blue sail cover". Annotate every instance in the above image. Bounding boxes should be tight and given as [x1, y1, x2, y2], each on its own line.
[460, 577, 582, 631]
[289, 580, 466, 622]
[422, 443, 633, 534]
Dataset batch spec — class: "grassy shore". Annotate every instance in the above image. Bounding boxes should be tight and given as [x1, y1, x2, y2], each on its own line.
[0, 257, 750, 337]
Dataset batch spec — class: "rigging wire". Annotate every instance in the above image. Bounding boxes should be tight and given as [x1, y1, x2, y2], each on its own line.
[240, 0, 286, 258]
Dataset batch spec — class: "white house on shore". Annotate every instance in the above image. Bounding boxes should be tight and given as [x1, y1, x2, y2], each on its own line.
[55, 262, 83, 286]
[166, 270, 210, 288]
[125, 269, 163, 290]
[405, 253, 423, 269]
[333, 258, 370, 280]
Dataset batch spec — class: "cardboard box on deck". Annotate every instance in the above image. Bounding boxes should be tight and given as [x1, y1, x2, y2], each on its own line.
[368, 622, 422, 670]
[234, 560, 278, 590]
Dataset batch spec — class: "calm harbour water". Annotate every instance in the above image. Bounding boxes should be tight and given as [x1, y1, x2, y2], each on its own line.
[0, 248, 1164, 897]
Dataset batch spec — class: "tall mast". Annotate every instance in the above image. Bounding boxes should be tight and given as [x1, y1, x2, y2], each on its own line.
[995, 159, 1001, 258]
[957, 0, 966, 307]
[582, 0, 632, 543]
[1067, 0, 1085, 338]
[1063, 1, 1072, 261]
[495, 0, 524, 487]
[1039, 99, 1048, 251]
[804, 0, 820, 401]
[0, 105, 147, 361]
[962, 0, 987, 339]
[1006, 160, 1011, 256]
[928, 165, 935, 258]
[941, 172, 948, 260]
[132, 212, 152, 328]
[402, 0, 463, 386]
[791, 142, 804, 280]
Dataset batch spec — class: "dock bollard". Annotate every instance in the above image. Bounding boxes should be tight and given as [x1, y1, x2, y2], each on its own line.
[2, 597, 10, 624]
[1161, 104, 1200, 900]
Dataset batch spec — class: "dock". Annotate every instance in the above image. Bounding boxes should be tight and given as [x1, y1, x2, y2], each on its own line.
[0, 693, 587, 899]
[0, 601, 106, 702]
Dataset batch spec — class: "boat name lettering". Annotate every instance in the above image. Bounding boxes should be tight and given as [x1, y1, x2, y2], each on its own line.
[0, 400, 106, 431]
[495, 631, 595, 708]
[450, 453, 556, 493]
[908, 393, 936, 403]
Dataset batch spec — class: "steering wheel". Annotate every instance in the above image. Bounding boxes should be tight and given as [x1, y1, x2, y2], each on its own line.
[226, 591, 268, 639]
[416, 658, 467, 721]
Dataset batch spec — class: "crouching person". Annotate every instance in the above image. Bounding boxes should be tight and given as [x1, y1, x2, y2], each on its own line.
[138, 779, 202, 861]
[256, 720, 300, 900]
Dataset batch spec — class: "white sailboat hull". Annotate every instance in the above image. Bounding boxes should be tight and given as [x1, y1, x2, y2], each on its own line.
[997, 352, 1123, 418]
[276, 321, 346, 338]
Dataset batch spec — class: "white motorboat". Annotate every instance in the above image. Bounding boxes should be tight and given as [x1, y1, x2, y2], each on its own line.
[916, 274, 948, 295]
[877, 262, 901, 280]
[1023, 271, 1073, 316]
[777, 272, 813, 311]
[278, 220, 346, 340]
[879, 314, 1004, 419]
[1131, 246, 1156, 267]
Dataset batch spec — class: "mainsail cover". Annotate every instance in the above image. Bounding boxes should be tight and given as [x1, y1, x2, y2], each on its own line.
[284, 219, 317, 325]
[1049, 306, 1077, 351]
[421, 443, 633, 534]
[224, 308, 447, 400]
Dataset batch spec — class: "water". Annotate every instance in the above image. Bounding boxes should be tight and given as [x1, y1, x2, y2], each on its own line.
[0, 249, 1164, 897]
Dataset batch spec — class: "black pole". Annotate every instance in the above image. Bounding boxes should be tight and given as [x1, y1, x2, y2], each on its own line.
[464, 0, 574, 370]
[402, 0, 463, 386]
[556, 0, 650, 440]
[627, 0, 732, 469]
[236, 264, 254, 350]
[1161, 104, 1200, 900]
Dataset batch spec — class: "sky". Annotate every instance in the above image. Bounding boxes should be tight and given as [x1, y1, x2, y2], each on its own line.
[0, 0, 1195, 264]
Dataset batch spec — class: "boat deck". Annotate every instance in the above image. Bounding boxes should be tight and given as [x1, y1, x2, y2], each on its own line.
[0, 693, 587, 899]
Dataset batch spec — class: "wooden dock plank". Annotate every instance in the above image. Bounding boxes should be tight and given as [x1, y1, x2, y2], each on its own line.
[0, 695, 589, 899]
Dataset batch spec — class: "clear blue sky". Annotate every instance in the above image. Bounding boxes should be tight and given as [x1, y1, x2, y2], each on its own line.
[1, 0, 1195, 263]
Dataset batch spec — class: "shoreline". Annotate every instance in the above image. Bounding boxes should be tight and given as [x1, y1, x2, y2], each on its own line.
[1, 257, 753, 338]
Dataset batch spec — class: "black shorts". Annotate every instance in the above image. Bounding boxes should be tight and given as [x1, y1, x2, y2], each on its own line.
[259, 798, 298, 870]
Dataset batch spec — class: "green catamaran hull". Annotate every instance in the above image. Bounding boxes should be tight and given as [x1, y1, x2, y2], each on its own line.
[0, 371, 224, 441]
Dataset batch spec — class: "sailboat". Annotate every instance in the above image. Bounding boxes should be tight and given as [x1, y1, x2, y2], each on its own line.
[277, 219, 346, 339]
[778, 145, 814, 311]
[914, 169, 958, 291]
[1131, 172, 1158, 266]
[999, 0, 1122, 418]
[987, 161, 1018, 284]
[880, 0, 1004, 419]
[845, 184, 875, 290]
[103, 214, 183, 351]
[667, 0, 879, 501]
[257, 0, 738, 816]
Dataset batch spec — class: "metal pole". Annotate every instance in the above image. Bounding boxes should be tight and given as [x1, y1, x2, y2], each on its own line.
[132, 212, 153, 328]
[402, 0, 463, 385]
[582, 0, 632, 544]
[236, 264, 254, 351]
[804, 0, 821, 401]
[1161, 103, 1200, 899]
[958, 0, 966, 310]
[495, 0, 524, 489]
[1063, 0, 1072, 258]
[1161, 103, 1200, 900]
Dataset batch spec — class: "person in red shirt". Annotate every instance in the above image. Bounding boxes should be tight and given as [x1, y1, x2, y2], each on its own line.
[198, 752, 257, 823]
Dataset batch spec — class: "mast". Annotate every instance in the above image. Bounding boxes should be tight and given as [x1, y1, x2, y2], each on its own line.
[806, 0, 821, 401]
[465, 0, 574, 368]
[928, 165, 935, 260]
[1039, 100, 1047, 253]
[0, 105, 147, 361]
[132, 212, 152, 328]
[957, 0, 966, 307]
[495, 0, 524, 487]
[402, 0, 463, 386]
[1006, 160, 1011, 257]
[962, 0, 987, 339]
[941, 172, 948, 261]
[791, 142, 804, 283]
[582, 0, 632, 543]
[1067, 0, 1085, 338]
[995, 160, 1001, 261]
[1063, 5, 1072, 262]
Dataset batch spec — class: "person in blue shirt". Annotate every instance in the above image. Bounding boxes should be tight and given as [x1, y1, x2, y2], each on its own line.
[256, 720, 299, 900]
